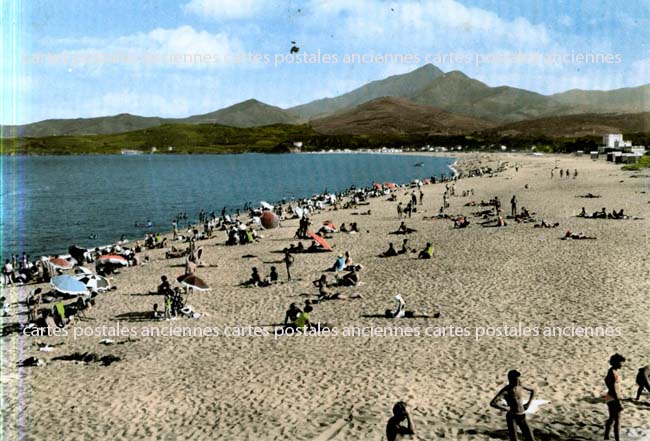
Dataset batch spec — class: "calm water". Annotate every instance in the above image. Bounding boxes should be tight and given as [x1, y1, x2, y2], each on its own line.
[1, 153, 454, 257]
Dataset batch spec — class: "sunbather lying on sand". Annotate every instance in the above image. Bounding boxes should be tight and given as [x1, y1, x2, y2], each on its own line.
[481, 216, 507, 227]
[312, 275, 362, 301]
[390, 222, 417, 234]
[533, 220, 559, 228]
[453, 216, 470, 229]
[561, 230, 596, 240]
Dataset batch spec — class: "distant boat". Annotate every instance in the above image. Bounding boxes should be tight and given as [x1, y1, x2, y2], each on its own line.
[414, 162, 424, 167]
[121, 149, 143, 155]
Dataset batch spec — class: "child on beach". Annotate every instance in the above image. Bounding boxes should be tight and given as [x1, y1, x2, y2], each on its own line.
[490, 370, 536, 441]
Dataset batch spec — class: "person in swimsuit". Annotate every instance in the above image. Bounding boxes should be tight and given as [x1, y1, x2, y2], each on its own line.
[604, 353, 625, 441]
[386, 401, 415, 441]
[490, 370, 536, 441]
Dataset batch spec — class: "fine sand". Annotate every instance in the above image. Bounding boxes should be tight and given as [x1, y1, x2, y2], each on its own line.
[2, 153, 649, 440]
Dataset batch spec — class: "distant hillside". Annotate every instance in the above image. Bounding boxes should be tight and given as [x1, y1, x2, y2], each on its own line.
[4, 64, 650, 138]
[551, 86, 650, 114]
[487, 112, 650, 137]
[5, 123, 318, 155]
[311, 97, 495, 135]
[178, 99, 301, 127]
[289, 64, 444, 119]
[1, 99, 301, 138]
[1, 114, 165, 138]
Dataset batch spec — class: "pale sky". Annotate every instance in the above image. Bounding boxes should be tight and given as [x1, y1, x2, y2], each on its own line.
[2, 0, 649, 124]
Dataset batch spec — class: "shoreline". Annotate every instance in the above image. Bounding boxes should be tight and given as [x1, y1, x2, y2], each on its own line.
[5, 152, 458, 260]
[3, 152, 648, 440]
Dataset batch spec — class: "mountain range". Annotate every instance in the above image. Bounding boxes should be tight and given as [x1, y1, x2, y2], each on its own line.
[2, 64, 649, 138]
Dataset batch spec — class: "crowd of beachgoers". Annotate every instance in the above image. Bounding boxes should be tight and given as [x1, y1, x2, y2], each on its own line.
[2, 153, 649, 440]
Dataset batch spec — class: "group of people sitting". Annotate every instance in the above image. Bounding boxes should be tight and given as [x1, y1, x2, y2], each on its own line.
[242, 266, 280, 287]
[381, 240, 433, 259]
[578, 207, 630, 219]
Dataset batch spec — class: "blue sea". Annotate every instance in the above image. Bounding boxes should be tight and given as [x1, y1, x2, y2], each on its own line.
[1, 153, 455, 257]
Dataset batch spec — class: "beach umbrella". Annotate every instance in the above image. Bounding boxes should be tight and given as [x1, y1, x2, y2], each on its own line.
[306, 230, 333, 251]
[260, 211, 279, 229]
[49, 257, 75, 270]
[260, 201, 273, 210]
[373, 183, 382, 190]
[177, 274, 210, 291]
[98, 255, 128, 266]
[50, 275, 88, 295]
[384, 182, 397, 189]
[76, 274, 110, 293]
[74, 266, 93, 276]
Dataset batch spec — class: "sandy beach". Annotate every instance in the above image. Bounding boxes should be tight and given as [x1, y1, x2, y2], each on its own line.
[2, 153, 649, 440]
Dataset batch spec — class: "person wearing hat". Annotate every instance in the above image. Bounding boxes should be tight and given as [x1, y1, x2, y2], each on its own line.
[604, 353, 626, 441]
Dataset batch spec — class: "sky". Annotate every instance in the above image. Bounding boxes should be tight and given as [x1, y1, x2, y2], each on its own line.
[2, 0, 649, 124]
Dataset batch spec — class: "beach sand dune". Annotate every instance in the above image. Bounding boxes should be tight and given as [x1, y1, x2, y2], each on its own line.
[2, 153, 649, 440]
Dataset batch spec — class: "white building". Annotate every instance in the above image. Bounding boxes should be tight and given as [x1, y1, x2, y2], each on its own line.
[601, 134, 631, 150]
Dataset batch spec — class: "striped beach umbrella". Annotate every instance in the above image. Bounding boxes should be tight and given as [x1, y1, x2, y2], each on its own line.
[98, 255, 128, 266]
[49, 257, 75, 270]
[76, 274, 110, 293]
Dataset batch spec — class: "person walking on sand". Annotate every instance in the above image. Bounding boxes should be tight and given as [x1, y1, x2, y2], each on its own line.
[574, 169, 578, 179]
[604, 353, 626, 441]
[283, 248, 294, 281]
[560, 169, 563, 178]
[386, 401, 415, 441]
[550, 169, 554, 179]
[397, 202, 403, 219]
[511, 195, 517, 217]
[490, 370, 536, 441]
[635, 365, 650, 401]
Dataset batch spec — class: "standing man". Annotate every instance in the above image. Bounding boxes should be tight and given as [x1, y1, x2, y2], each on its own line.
[511, 196, 517, 217]
[283, 248, 295, 281]
[490, 370, 536, 441]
